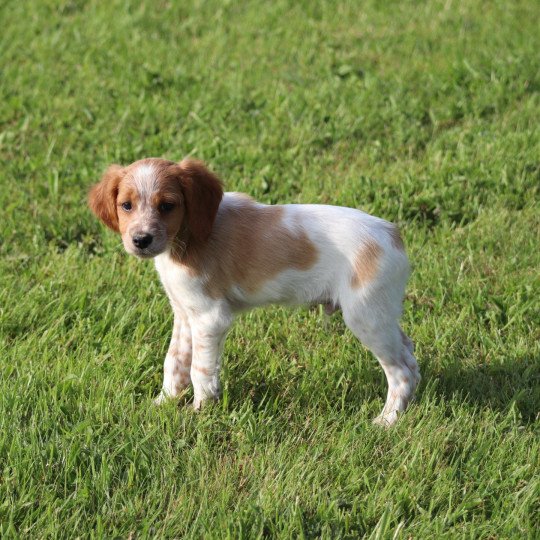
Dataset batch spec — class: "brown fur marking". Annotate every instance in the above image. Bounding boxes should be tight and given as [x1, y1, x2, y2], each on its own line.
[351, 240, 382, 288]
[180, 198, 319, 297]
[88, 165, 126, 231]
[191, 364, 211, 376]
[175, 159, 223, 243]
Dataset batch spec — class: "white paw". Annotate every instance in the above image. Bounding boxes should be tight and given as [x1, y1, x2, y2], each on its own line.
[192, 397, 203, 411]
[373, 410, 399, 427]
[153, 391, 169, 406]
[192, 394, 219, 411]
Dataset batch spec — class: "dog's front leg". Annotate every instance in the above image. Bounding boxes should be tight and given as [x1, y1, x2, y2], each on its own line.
[155, 311, 192, 404]
[190, 314, 231, 410]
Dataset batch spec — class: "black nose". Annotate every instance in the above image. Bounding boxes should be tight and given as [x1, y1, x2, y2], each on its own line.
[133, 233, 153, 249]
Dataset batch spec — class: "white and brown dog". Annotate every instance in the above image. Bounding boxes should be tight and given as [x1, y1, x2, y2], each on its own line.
[89, 158, 419, 425]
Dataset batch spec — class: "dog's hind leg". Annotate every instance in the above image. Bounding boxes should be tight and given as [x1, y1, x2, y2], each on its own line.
[342, 294, 420, 426]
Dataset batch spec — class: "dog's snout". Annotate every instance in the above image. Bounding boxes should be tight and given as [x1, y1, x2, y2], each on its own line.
[133, 233, 153, 249]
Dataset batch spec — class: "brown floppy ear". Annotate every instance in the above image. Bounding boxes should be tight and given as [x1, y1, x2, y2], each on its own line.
[175, 159, 224, 242]
[88, 165, 125, 232]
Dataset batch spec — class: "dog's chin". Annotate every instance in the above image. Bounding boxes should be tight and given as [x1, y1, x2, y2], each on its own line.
[125, 245, 167, 259]
[132, 250, 160, 259]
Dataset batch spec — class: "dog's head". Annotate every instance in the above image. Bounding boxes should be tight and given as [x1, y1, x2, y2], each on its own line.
[88, 158, 223, 258]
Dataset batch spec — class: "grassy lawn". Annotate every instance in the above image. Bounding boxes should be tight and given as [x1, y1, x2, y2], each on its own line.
[1, 0, 539, 537]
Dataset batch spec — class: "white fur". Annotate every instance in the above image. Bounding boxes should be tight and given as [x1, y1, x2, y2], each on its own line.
[132, 164, 159, 203]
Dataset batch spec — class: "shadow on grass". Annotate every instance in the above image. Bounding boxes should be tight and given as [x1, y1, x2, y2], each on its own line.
[226, 350, 539, 425]
[425, 353, 540, 424]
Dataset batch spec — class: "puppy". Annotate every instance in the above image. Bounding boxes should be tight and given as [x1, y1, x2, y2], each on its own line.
[89, 158, 419, 425]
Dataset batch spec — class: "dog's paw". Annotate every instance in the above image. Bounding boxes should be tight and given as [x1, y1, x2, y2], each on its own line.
[153, 391, 169, 406]
[192, 397, 202, 411]
[373, 410, 399, 427]
[192, 395, 219, 411]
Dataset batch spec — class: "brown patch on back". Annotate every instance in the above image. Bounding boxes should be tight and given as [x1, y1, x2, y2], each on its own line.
[351, 240, 382, 288]
[181, 197, 319, 298]
[386, 223, 405, 251]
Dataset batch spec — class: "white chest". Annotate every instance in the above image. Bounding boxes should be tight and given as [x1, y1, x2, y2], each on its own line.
[154, 254, 203, 311]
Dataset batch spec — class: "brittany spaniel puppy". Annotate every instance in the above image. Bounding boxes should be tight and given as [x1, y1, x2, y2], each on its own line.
[89, 158, 419, 425]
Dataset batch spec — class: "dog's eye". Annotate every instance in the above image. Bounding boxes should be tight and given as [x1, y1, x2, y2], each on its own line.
[159, 202, 175, 213]
[121, 202, 132, 211]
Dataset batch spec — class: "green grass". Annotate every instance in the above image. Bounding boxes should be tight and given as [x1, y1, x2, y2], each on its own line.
[1, 0, 539, 537]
